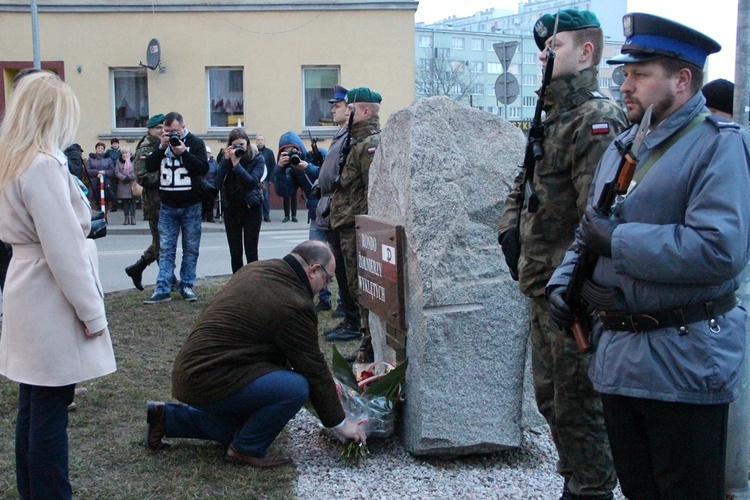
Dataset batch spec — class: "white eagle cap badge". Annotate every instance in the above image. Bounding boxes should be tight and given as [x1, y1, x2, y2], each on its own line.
[535, 19, 548, 39]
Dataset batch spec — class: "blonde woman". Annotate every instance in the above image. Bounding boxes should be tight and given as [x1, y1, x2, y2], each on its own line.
[0, 71, 116, 499]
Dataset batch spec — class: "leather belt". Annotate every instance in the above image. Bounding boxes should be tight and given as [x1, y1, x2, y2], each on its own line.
[596, 292, 736, 334]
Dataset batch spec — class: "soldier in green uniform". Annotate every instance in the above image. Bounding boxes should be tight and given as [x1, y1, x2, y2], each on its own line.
[496, 10, 627, 500]
[125, 113, 164, 291]
[328, 87, 381, 360]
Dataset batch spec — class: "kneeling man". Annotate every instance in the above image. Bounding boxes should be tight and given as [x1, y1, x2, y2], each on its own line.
[146, 240, 365, 467]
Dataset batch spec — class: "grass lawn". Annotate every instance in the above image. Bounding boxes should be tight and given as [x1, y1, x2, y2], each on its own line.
[0, 276, 360, 499]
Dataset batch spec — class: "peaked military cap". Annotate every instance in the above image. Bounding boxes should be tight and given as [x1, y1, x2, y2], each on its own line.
[607, 13, 721, 67]
[328, 84, 349, 103]
[146, 113, 165, 128]
[346, 87, 382, 104]
[533, 9, 600, 51]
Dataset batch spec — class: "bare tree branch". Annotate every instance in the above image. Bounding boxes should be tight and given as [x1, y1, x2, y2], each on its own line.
[415, 48, 479, 104]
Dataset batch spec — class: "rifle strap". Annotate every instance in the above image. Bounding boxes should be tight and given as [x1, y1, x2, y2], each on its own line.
[633, 113, 709, 185]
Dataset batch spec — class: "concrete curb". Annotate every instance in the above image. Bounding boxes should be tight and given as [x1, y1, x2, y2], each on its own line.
[106, 209, 310, 235]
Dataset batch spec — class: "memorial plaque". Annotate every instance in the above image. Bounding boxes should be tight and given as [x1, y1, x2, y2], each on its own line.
[355, 215, 406, 330]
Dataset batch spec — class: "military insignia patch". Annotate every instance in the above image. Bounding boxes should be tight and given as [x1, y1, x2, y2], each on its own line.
[591, 123, 610, 135]
[367, 147, 377, 155]
[534, 20, 548, 39]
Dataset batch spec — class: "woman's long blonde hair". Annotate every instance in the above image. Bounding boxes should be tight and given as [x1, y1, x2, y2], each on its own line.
[0, 71, 80, 191]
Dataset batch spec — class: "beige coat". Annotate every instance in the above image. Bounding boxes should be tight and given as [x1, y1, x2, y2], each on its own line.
[0, 152, 116, 386]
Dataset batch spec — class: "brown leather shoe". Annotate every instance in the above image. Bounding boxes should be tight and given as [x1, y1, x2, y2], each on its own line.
[146, 401, 171, 451]
[225, 444, 292, 468]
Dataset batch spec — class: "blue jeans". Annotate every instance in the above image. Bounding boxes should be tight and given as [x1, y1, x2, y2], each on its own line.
[155, 202, 202, 294]
[16, 383, 75, 499]
[309, 222, 332, 304]
[165, 370, 309, 457]
[262, 180, 271, 218]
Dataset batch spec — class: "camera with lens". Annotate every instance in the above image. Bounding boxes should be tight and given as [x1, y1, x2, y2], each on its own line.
[233, 147, 245, 158]
[168, 132, 182, 148]
[287, 147, 301, 166]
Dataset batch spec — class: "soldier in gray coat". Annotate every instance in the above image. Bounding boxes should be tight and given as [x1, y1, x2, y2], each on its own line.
[548, 13, 750, 498]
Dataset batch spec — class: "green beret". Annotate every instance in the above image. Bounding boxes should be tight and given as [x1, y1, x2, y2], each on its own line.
[533, 9, 600, 51]
[345, 87, 382, 104]
[146, 113, 165, 128]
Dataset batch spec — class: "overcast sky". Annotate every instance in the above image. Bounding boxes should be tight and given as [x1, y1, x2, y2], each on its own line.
[414, 0, 738, 81]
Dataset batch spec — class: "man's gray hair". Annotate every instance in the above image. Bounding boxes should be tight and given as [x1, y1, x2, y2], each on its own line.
[291, 240, 333, 266]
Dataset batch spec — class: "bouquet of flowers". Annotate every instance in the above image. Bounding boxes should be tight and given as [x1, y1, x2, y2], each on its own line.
[329, 346, 408, 466]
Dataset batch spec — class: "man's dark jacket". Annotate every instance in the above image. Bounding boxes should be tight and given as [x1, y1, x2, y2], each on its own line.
[145, 132, 209, 208]
[171, 256, 345, 427]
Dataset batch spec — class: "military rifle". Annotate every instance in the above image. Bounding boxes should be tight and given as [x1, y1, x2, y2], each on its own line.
[515, 11, 559, 233]
[308, 130, 323, 166]
[563, 104, 653, 353]
[332, 106, 355, 192]
[321, 107, 355, 218]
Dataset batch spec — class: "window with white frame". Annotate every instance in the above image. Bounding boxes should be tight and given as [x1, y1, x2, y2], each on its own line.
[472, 39, 483, 51]
[486, 106, 496, 114]
[208, 67, 244, 128]
[471, 61, 484, 73]
[508, 107, 521, 118]
[419, 35, 432, 48]
[487, 62, 503, 73]
[509, 63, 521, 73]
[112, 68, 149, 128]
[523, 96, 535, 107]
[600, 78, 611, 88]
[435, 48, 450, 60]
[451, 60, 466, 72]
[472, 83, 484, 94]
[488, 85, 495, 96]
[450, 83, 465, 95]
[523, 74, 537, 86]
[419, 58, 432, 70]
[303, 67, 339, 127]
[452, 37, 465, 50]
[523, 52, 536, 64]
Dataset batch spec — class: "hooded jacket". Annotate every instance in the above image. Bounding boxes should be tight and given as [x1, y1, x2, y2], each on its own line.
[275, 131, 320, 220]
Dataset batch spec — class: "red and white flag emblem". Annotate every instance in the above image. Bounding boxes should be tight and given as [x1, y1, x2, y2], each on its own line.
[591, 123, 610, 135]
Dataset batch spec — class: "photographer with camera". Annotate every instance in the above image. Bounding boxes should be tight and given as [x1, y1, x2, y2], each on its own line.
[275, 132, 332, 309]
[144, 112, 209, 304]
[214, 128, 266, 273]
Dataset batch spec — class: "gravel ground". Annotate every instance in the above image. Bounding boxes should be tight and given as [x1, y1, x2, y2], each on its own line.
[289, 409, 625, 500]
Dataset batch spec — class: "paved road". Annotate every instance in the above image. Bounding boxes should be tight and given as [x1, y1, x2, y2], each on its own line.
[0, 210, 309, 315]
[97, 226, 309, 293]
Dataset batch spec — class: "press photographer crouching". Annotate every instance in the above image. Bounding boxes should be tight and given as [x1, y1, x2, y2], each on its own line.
[214, 128, 266, 273]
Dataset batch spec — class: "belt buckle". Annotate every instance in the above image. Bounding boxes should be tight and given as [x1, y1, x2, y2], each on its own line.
[630, 313, 660, 332]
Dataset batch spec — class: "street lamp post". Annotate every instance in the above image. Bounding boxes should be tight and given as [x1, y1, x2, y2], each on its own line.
[31, 0, 41, 69]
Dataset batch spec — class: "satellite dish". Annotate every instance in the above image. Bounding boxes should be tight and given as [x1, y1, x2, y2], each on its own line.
[139, 38, 161, 70]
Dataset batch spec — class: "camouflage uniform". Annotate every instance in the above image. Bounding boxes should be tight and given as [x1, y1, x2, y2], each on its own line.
[497, 67, 627, 498]
[134, 133, 162, 265]
[329, 115, 381, 332]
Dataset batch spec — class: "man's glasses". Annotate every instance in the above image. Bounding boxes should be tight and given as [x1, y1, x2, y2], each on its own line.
[318, 263, 333, 284]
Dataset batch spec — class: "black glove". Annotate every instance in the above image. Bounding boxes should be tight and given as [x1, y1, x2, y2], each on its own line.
[547, 286, 575, 330]
[580, 206, 620, 258]
[498, 228, 520, 281]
